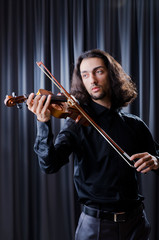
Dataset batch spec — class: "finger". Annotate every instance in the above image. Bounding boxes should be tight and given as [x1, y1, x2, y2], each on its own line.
[41, 95, 52, 113]
[26, 93, 35, 107]
[130, 152, 148, 161]
[27, 94, 42, 113]
[136, 161, 149, 172]
[138, 162, 154, 173]
[141, 157, 159, 172]
[134, 154, 151, 168]
[36, 95, 51, 114]
[36, 95, 47, 114]
[136, 158, 154, 173]
[28, 95, 40, 112]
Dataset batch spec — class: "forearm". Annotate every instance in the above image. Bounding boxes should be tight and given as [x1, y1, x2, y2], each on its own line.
[34, 120, 70, 173]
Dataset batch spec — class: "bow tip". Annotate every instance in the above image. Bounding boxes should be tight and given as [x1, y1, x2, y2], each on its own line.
[36, 61, 42, 66]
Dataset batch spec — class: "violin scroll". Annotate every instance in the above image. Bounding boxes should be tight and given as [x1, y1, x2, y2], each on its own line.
[4, 93, 27, 107]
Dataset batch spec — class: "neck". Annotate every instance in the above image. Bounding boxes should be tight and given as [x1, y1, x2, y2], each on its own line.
[92, 97, 111, 109]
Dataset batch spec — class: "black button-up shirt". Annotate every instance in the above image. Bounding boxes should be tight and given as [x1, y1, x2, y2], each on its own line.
[34, 101, 158, 211]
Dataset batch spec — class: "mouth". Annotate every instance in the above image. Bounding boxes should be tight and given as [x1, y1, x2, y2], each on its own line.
[91, 86, 101, 93]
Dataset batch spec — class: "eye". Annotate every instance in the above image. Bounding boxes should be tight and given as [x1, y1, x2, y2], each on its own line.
[96, 69, 103, 75]
[81, 73, 89, 79]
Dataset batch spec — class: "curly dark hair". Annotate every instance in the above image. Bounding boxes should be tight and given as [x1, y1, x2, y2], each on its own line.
[70, 49, 137, 110]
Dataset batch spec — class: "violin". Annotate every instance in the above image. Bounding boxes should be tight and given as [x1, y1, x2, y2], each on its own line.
[4, 61, 135, 168]
[4, 89, 89, 126]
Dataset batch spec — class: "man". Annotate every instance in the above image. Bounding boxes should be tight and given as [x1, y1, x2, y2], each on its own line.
[27, 49, 159, 240]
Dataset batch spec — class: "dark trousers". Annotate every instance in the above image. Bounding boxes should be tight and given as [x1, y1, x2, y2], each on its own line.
[75, 208, 151, 240]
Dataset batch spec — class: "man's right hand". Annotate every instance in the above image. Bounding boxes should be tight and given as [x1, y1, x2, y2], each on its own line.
[27, 93, 52, 122]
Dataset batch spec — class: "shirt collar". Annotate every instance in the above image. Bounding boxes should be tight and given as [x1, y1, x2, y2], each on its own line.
[89, 100, 112, 116]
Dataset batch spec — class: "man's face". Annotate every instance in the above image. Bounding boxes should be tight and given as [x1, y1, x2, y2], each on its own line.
[80, 57, 111, 107]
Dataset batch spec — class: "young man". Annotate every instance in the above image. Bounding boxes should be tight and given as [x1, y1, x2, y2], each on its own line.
[27, 49, 159, 240]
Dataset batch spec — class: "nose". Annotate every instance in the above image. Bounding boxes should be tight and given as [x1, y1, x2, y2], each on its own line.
[89, 73, 97, 84]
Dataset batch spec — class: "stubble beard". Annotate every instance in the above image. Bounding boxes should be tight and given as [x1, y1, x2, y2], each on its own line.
[90, 86, 107, 100]
[90, 91, 107, 100]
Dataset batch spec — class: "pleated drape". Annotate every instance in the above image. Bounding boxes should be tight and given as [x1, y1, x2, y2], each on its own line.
[0, 0, 159, 239]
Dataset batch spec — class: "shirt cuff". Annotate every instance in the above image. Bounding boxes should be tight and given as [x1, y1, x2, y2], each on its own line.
[37, 120, 52, 138]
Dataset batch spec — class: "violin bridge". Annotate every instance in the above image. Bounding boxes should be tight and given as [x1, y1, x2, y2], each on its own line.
[67, 95, 78, 107]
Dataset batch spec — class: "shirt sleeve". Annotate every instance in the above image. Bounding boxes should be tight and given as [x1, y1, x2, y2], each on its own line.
[34, 119, 77, 174]
[135, 118, 159, 175]
[122, 112, 159, 175]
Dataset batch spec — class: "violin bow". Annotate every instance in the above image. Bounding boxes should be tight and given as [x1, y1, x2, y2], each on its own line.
[36, 61, 135, 168]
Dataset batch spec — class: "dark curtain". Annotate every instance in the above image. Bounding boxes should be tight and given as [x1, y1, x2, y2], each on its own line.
[0, 0, 159, 239]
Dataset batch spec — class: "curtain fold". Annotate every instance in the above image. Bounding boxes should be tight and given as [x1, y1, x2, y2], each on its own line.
[0, 0, 159, 239]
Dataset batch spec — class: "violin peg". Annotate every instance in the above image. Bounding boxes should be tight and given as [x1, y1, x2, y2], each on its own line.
[17, 104, 22, 109]
[12, 92, 16, 97]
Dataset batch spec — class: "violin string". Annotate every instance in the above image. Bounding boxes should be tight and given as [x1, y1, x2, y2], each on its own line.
[37, 62, 135, 168]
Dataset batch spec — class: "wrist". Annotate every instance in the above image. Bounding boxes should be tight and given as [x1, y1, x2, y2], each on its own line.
[37, 117, 51, 122]
[156, 156, 159, 163]
[154, 156, 159, 170]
